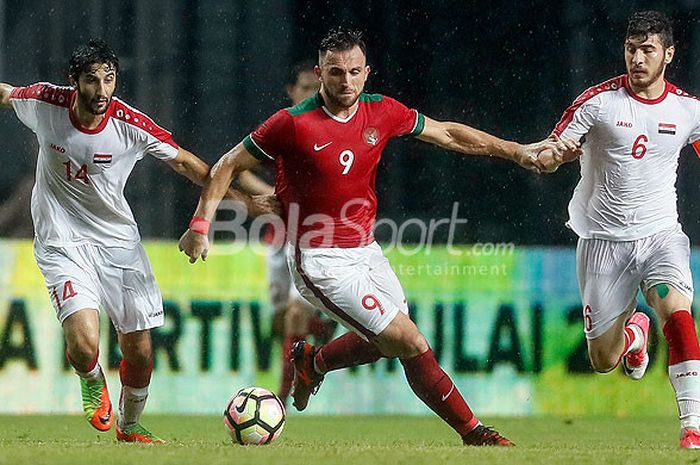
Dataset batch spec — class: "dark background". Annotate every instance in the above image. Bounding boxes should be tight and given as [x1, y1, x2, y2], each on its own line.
[0, 0, 698, 244]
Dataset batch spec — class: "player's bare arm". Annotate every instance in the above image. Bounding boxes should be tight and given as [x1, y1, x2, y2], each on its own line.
[178, 143, 262, 263]
[166, 147, 279, 217]
[237, 171, 274, 196]
[0, 83, 14, 109]
[416, 116, 570, 172]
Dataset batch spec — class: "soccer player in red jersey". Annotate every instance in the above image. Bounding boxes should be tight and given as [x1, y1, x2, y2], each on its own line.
[0, 39, 271, 442]
[180, 29, 573, 446]
[539, 11, 700, 448]
[237, 61, 337, 406]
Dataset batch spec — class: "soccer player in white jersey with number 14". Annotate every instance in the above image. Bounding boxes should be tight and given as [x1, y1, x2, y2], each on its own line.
[0, 39, 271, 443]
[540, 11, 700, 448]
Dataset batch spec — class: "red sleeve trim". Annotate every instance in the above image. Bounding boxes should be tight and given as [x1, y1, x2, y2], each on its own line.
[111, 99, 179, 149]
[692, 140, 700, 158]
[552, 75, 625, 136]
[10, 83, 72, 108]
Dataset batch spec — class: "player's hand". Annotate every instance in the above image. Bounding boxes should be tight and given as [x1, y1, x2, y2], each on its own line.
[513, 141, 550, 173]
[537, 135, 583, 173]
[249, 194, 282, 217]
[178, 229, 209, 263]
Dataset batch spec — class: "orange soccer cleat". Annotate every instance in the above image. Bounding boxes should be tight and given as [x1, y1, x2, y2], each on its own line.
[116, 422, 164, 444]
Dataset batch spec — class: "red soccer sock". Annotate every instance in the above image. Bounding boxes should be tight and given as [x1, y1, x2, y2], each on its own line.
[401, 349, 478, 436]
[664, 311, 700, 365]
[279, 335, 304, 402]
[119, 358, 153, 389]
[314, 332, 383, 374]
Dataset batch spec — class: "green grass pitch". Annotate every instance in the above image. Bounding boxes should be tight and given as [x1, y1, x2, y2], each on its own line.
[0, 415, 696, 465]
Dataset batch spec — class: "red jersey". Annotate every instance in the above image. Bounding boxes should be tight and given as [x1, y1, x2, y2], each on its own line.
[243, 92, 424, 248]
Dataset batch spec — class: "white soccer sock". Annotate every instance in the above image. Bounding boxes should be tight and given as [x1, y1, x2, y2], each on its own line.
[119, 385, 149, 429]
[669, 360, 700, 430]
[75, 363, 102, 381]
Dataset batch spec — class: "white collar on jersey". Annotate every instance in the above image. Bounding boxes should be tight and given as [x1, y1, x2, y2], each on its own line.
[321, 104, 359, 123]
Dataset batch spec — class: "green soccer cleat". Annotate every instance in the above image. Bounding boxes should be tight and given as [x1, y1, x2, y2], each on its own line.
[79, 368, 113, 432]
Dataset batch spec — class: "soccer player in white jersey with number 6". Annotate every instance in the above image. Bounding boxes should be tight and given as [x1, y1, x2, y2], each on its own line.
[0, 39, 270, 443]
[539, 11, 700, 448]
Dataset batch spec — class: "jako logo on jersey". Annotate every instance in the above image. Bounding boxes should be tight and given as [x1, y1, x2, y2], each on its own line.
[364, 127, 380, 146]
[676, 371, 698, 379]
[658, 123, 677, 135]
[93, 154, 113, 164]
[616, 121, 633, 128]
[50, 143, 66, 154]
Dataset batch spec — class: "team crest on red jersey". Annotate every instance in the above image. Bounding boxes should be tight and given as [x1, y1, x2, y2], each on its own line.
[363, 127, 380, 146]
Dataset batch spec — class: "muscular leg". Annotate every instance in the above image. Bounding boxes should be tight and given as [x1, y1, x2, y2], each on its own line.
[63, 308, 112, 431]
[63, 308, 100, 373]
[117, 330, 154, 429]
[373, 312, 480, 438]
[278, 297, 312, 404]
[645, 284, 700, 432]
[586, 303, 641, 373]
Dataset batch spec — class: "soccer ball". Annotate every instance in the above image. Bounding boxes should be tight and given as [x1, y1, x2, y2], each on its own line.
[224, 387, 286, 445]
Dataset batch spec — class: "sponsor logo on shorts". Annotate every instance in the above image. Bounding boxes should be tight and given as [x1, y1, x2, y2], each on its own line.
[676, 371, 698, 379]
[149, 310, 164, 318]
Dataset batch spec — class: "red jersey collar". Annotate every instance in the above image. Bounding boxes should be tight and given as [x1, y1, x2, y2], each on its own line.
[68, 90, 114, 134]
[623, 74, 669, 105]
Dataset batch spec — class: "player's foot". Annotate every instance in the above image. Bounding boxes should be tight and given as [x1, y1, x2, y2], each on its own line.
[462, 425, 515, 446]
[79, 368, 113, 432]
[622, 312, 650, 380]
[291, 340, 324, 412]
[116, 422, 165, 444]
[680, 427, 700, 449]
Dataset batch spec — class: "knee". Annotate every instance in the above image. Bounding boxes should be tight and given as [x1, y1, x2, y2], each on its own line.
[388, 331, 429, 359]
[119, 336, 153, 368]
[66, 331, 99, 361]
[588, 347, 619, 373]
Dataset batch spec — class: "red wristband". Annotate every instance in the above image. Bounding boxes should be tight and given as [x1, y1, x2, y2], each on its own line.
[189, 216, 211, 235]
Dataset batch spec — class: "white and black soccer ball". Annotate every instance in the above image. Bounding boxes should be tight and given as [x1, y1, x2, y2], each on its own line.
[224, 386, 286, 445]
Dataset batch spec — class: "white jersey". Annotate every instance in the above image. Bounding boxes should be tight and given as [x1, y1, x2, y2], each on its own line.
[10, 83, 179, 248]
[554, 75, 700, 241]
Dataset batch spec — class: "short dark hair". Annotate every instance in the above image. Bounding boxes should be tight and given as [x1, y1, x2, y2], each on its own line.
[69, 38, 119, 81]
[318, 29, 367, 59]
[287, 59, 316, 86]
[626, 11, 674, 48]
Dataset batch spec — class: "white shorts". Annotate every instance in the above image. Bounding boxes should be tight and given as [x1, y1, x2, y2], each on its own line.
[34, 240, 164, 333]
[266, 245, 306, 313]
[287, 241, 409, 340]
[577, 225, 694, 339]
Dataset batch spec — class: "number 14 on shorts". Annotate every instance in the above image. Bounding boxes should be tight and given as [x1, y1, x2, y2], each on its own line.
[51, 280, 77, 310]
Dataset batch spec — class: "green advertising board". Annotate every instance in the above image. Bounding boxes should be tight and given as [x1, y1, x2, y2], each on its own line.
[0, 240, 689, 417]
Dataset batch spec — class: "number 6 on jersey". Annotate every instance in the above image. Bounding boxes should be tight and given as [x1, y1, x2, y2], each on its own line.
[339, 149, 354, 175]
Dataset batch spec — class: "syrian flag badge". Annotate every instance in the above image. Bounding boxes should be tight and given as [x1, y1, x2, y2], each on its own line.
[658, 123, 676, 135]
[93, 154, 113, 164]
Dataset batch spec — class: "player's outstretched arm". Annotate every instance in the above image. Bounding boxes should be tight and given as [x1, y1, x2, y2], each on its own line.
[237, 171, 274, 196]
[416, 116, 578, 172]
[178, 143, 262, 263]
[0, 84, 15, 109]
[166, 148, 279, 217]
